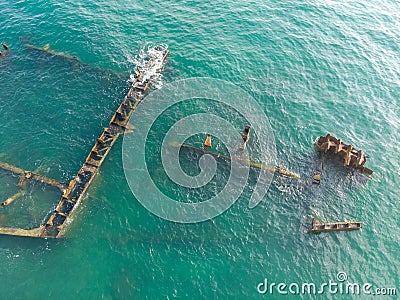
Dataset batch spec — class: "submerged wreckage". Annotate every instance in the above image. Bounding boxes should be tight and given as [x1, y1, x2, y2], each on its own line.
[308, 218, 362, 233]
[312, 133, 373, 185]
[0, 44, 372, 238]
[183, 127, 301, 179]
[0, 45, 169, 238]
[308, 133, 370, 234]
[315, 133, 373, 176]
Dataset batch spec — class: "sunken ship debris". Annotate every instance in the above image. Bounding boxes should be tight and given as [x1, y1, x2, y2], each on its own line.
[315, 134, 373, 176]
[0, 46, 169, 238]
[308, 218, 362, 233]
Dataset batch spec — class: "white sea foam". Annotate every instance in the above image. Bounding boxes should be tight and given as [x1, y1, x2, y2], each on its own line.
[128, 44, 168, 89]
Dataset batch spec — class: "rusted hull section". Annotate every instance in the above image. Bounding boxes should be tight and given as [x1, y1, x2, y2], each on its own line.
[308, 218, 362, 233]
[40, 47, 169, 238]
[0, 46, 169, 238]
[315, 134, 373, 176]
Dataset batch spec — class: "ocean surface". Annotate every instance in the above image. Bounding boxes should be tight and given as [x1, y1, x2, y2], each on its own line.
[0, 0, 399, 299]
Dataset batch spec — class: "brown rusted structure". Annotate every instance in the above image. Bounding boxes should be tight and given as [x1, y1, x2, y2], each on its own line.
[0, 46, 169, 238]
[0, 161, 68, 193]
[239, 126, 251, 151]
[315, 134, 373, 176]
[308, 218, 362, 233]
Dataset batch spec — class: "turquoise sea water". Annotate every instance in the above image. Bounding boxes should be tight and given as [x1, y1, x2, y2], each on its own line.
[0, 0, 399, 299]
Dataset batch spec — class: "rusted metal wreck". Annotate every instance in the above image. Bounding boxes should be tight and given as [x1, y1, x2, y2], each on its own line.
[308, 218, 362, 233]
[315, 134, 373, 176]
[0, 46, 169, 238]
